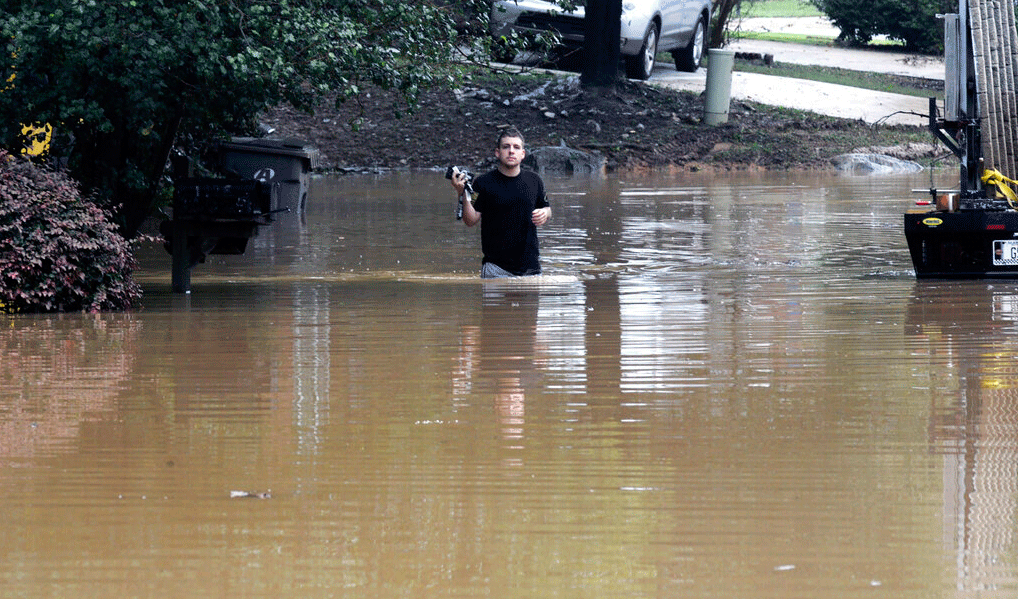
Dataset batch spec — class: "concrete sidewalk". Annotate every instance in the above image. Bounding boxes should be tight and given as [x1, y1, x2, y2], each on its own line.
[645, 17, 944, 127]
[649, 66, 934, 126]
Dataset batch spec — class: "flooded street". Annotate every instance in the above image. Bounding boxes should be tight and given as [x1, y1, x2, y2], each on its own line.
[4, 169, 1018, 598]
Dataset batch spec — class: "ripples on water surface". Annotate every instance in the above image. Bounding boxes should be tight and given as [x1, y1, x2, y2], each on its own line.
[3, 170, 1018, 598]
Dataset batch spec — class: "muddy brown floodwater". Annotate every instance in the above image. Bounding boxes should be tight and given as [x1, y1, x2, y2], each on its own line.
[3, 169, 1018, 598]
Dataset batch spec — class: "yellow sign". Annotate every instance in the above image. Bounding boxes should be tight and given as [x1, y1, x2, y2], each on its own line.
[20, 123, 52, 157]
[922, 217, 944, 227]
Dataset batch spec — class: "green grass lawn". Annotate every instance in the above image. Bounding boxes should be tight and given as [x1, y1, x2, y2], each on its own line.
[731, 1, 906, 49]
[743, 0, 823, 18]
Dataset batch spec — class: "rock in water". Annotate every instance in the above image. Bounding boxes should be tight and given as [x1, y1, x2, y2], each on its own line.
[524, 142, 606, 174]
[831, 153, 923, 174]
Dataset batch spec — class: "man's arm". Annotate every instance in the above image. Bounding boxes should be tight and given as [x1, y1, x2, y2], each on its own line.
[461, 189, 480, 226]
[532, 176, 550, 226]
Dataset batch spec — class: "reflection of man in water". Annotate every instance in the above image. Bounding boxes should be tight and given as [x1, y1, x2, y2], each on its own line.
[485, 288, 540, 466]
[450, 126, 551, 278]
[455, 287, 541, 466]
[495, 375, 526, 446]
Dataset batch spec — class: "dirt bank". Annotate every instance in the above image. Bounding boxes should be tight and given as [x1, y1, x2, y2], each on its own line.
[260, 69, 940, 175]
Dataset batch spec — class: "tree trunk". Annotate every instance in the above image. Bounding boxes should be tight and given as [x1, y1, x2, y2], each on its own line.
[581, 0, 623, 88]
[710, 0, 742, 49]
[121, 116, 180, 239]
[70, 112, 179, 239]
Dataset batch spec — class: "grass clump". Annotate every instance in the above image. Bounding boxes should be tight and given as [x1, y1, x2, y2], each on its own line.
[733, 59, 944, 98]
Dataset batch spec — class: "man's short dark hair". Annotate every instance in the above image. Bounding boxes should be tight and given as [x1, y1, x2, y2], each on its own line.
[496, 126, 525, 148]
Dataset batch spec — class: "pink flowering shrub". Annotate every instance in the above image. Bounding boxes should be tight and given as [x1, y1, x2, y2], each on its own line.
[0, 150, 142, 312]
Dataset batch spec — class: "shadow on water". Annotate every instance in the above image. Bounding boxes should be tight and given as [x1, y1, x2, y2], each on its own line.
[5, 169, 1018, 598]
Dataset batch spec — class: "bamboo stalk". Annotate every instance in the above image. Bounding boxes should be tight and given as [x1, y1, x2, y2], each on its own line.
[968, 0, 1018, 178]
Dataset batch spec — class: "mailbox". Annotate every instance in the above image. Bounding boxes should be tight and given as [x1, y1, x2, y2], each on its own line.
[219, 137, 321, 212]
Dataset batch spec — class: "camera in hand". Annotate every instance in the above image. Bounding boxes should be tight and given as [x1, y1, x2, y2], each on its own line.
[445, 166, 473, 191]
[446, 166, 474, 220]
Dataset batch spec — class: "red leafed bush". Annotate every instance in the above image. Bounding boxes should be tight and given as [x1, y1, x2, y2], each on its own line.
[0, 150, 142, 313]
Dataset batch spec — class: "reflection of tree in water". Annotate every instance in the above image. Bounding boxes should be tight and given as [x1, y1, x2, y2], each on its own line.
[0, 315, 139, 460]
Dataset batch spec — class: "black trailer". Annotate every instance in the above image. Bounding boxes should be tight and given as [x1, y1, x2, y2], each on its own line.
[904, 0, 1018, 278]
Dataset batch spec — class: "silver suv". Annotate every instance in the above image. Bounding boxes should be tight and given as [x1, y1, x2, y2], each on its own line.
[491, 0, 712, 80]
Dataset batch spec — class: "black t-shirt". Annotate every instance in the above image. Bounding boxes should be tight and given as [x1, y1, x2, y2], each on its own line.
[472, 169, 549, 275]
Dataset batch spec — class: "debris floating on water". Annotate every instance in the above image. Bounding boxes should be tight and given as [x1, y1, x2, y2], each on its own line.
[230, 490, 271, 499]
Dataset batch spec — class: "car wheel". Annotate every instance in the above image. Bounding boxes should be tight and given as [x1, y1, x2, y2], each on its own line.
[673, 15, 706, 72]
[625, 23, 659, 80]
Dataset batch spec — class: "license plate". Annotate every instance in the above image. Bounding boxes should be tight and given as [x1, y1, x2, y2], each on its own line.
[994, 240, 1018, 265]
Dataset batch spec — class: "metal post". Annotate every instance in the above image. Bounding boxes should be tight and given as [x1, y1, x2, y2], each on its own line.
[171, 222, 191, 293]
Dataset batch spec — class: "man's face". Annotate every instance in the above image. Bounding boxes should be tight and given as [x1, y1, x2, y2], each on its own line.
[495, 136, 525, 168]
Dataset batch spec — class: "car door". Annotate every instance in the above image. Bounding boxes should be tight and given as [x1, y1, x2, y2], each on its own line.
[660, 0, 704, 49]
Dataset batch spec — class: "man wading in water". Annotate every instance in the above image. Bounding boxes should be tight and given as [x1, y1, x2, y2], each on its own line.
[450, 126, 551, 278]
